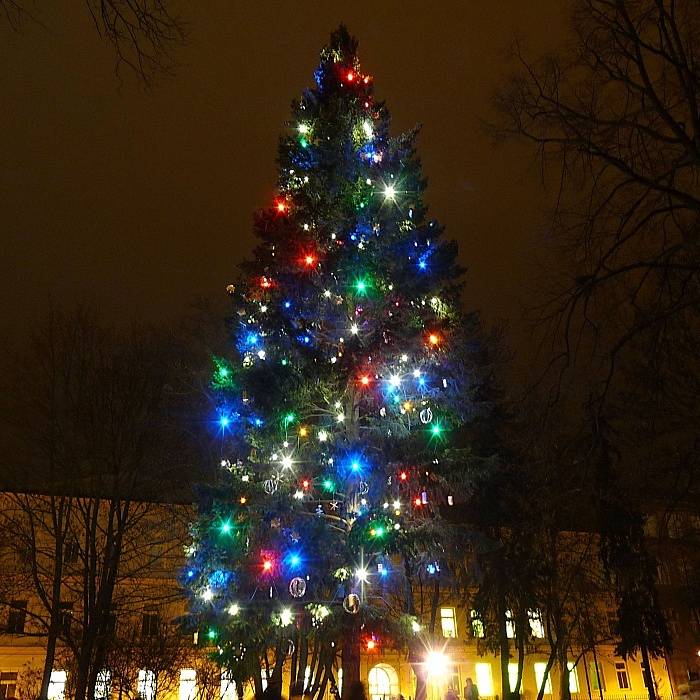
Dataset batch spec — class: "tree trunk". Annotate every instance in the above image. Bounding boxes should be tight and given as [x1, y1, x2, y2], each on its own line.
[341, 620, 360, 698]
[497, 597, 510, 700]
[409, 642, 428, 700]
[558, 647, 571, 700]
[641, 645, 657, 700]
[39, 624, 59, 700]
[535, 651, 557, 700]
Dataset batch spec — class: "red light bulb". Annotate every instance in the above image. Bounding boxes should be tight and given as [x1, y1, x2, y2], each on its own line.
[360, 375, 370, 386]
[263, 559, 273, 572]
[346, 71, 354, 82]
[304, 255, 315, 266]
[400, 471, 408, 481]
[428, 333, 440, 346]
[302, 479, 310, 490]
[414, 497, 422, 507]
[366, 639, 376, 650]
[275, 199, 287, 213]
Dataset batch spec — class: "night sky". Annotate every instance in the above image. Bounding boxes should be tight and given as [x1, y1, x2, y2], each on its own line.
[1, 1, 566, 363]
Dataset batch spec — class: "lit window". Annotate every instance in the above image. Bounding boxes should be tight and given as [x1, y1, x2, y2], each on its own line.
[589, 662, 606, 691]
[179, 669, 196, 700]
[0, 673, 18, 699]
[534, 663, 552, 695]
[470, 610, 484, 638]
[221, 671, 236, 700]
[95, 670, 111, 700]
[338, 669, 343, 698]
[505, 610, 515, 638]
[440, 607, 457, 638]
[508, 663, 519, 692]
[475, 663, 493, 696]
[368, 664, 399, 700]
[179, 668, 197, 700]
[7, 600, 27, 633]
[567, 662, 579, 692]
[529, 610, 545, 638]
[615, 661, 630, 690]
[48, 671, 67, 700]
[138, 670, 157, 700]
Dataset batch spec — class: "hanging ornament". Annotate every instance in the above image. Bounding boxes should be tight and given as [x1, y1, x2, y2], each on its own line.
[315, 504, 324, 517]
[358, 481, 369, 495]
[421, 490, 428, 504]
[379, 407, 386, 417]
[343, 593, 361, 614]
[289, 577, 307, 598]
[419, 407, 433, 424]
[263, 479, 278, 495]
[286, 639, 296, 657]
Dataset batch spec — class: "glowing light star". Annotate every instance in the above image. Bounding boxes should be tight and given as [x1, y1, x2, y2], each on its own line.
[400, 471, 408, 480]
[302, 479, 310, 489]
[299, 426, 308, 437]
[366, 639, 376, 651]
[257, 350, 266, 360]
[414, 497, 423, 507]
[304, 254, 315, 266]
[239, 496, 247, 504]
[318, 430, 328, 442]
[350, 323, 359, 335]
[428, 333, 440, 347]
[280, 608, 294, 626]
[201, 588, 213, 601]
[355, 567, 369, 582]
[351, 460, 361, 472]
[275, 200, 287, 213]
[228, 603, 240, 616]
[372, 526, 385, 538]
[401, 353, 409, 362]
[288, 553, 301, 568]
[336, 413, 345, 423]
[389, 374, 401, 388]
[412, 368, 421, 378]
[283, 412, 296, 425]
[297, 123, 310, 135]
[323, 478, 334, 491]
[207, 628, 217, 640]
[281, 455, 293, 470]
[293, 490, 304, 500]
[431, 423, 443, 437]
[362, 120, 373, 139]
[346, 70, 354, 82]
[384, 184, 396, 200]
[360, 375, 371, 387]
[262, 559, 273, 573]
[219, 416, 231, 429]
[393, 499, 401, 509]
[425, 651, 450, 679]
[323, 289, 332, 298]
[412, 620, 422, 633]
[418, 260, 427, 270]
[220, 521, 232, 535]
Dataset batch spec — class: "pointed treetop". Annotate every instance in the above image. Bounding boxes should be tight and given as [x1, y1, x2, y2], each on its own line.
[315, 25, 369, 94]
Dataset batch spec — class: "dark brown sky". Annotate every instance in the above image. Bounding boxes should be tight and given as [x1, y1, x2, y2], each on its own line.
[1, 1, 566, 358]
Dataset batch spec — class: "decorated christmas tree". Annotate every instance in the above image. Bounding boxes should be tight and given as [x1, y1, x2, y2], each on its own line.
[184, 26, 485, 700]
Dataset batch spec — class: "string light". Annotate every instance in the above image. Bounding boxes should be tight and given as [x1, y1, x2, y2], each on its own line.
[318, 430, 328, 442]
[350, 323, 359, 334]
[228, 603, 240, 616]
[384, 185, 396, 200]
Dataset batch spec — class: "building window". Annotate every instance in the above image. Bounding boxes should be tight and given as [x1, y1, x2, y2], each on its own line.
[221, 671, 236, 700]
[615, 661, 630, 690]
[368, 664, 399, 700]
[447, 665, 461, 694]
[505, 610, 515, 639]
[470, 610, 484, 638]
[589, 662, 606, 691]
[141, 612, 160, 638]
[95, 670, 111, 700]
[0, 672, 18, 699]
[475, 663, 494, 697]
[179, 669, 196, 700]
[48, 670, 67, 700]
[63, 538, 79, 564]
[508, 663, 519, 692]
[7, 601, 27, 634]
[440, 607, 457, 638]
[567, 662, 579, 693]
[138, 670, 156, 700]
[59, 602, 73, 638]
[529, 610, 545, 638]
[534, 663, 553, 695]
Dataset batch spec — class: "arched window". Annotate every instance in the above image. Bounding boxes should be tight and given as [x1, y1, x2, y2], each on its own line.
[368, 664, 399, 700]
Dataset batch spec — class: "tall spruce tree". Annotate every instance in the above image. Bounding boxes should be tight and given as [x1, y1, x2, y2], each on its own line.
[184, 26, 485, 700]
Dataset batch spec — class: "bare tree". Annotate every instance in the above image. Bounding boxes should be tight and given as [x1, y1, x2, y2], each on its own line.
[1, 0, 185, 85]
[0, 307, 195, 700]
[492, 0, 700, 405]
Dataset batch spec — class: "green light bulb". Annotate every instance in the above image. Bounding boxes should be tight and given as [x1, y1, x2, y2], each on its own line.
[207, 628, 217, 640]
[323, 479, 334, 491]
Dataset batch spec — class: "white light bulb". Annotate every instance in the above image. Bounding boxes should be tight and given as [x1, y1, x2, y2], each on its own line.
[336, 413, 345, 423]
[280, 608, 294, 626]
[318, 430, 328, 442]
[201, 588, 213, 602]
[384, 184, 396, 199]
[293, 490, 304, 500]
[412, 620, 421, 633]
[297, 123, 309, 135]
[362, 120, 373, 139]
[413, 369, 421, 378]
[281, 455, 293, 470]
[257, 350, 266, 359]
[355, 567, 369, 582]
[389, 375, 401, 388]
[393, 499, 401, 510]
[228, 603, 240, 616]
[401, 354, 408, 362]
[334, 401, 342, 409]
[350, 324, 359, 334]
[324, 290, 332, 298]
